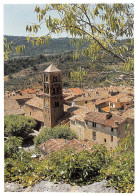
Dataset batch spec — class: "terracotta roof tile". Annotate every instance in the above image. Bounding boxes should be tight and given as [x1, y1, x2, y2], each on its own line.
[101, 106, 111, 112]
[4, 99, 24, 116]
[84, 112, 124, 128]
[69, 88, 82, 95]
[39, 139, 96, 156]
[21, 88, 37, 94]
[25, 97, 43, 110]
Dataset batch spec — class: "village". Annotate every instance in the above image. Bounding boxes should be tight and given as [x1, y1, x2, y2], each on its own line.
[4, 64, 134, 152]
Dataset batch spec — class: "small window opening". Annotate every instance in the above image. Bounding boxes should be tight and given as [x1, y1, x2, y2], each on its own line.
[93, 132, 96, 140]
[55, 102, 59, 107]
[53, 88, 55, 94]
[93, 122, 96, 127]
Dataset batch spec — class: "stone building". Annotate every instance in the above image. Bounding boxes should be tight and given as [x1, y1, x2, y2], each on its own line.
[23, 96, 44, 129]
[43, 64, 64, 127]
[70, 111, 134, 149]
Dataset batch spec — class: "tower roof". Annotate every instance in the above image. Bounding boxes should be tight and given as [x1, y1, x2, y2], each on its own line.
[44, 64, 61, 73]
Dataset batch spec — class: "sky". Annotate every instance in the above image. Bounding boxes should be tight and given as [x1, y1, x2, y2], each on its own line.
[4, 4, 70, 38]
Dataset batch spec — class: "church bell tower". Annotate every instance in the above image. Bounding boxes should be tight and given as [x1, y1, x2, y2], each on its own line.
[43, 64, 64, 127]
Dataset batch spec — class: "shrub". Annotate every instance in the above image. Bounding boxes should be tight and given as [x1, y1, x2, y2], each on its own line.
[4, 144, 107, 187]
[44, 144, 107, 185]
[4, 114, 37, 139]
[34, 125, 78, 146]
[100, 133, 134, 193]
[4, 136, 23, 158]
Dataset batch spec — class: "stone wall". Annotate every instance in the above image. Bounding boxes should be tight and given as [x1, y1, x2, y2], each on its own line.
[70, 120, 119, 149]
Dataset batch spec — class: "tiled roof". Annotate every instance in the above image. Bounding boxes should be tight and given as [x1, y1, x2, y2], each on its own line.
[122, 108, 134, 119]
[31, 109, 44, 122]
[25, 96, 43, 110]
[39, 139, 96, 156]
[7, 93, 35, 100]
[69, 88, 82, 95]
[21, 88, 36, 94]
[44, 64, 61, 72]
[84, 112, 124, 128]
[4, 99, 24, 116]
[101, 106, 110, 112]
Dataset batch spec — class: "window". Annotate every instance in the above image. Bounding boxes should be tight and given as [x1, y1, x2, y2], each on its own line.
[111, 127, 114, 132]
[55, 102, 59, 107]
[85, 101, 87, 104]
[111, 136, 113, 142]
[86, 120, 88, 125]
[46, 76, 48, 81]
[53, 76, 58, 82]
[93, 122, 96, 127]
[53, 88, 55, 94]
[93, 132, 96, 140]
[57, 87, 59, 94]
[104, 138, 106, 142]
[30, 112, 31, 115]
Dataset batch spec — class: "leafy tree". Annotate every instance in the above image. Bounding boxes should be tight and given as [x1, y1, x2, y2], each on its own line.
[70, 67, 87, 88]
[34, 125, 78, 146]
[4, 136, 23, 158]
[25, 4, 134, 71]
[4, 114, 37, 139]
[4, 4, 134, 72]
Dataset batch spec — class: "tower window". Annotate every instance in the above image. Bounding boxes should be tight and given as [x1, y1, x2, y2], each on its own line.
[111, 136, 113, 142]
[55, 102, 59, 107]
[53, 76, 58, 82]
[93, 132, 96, 140]
[46, 76, 48, 81]
[57, 87, 59, 94]
[104, 138, 106, 142]
[53, 88, 55, 94]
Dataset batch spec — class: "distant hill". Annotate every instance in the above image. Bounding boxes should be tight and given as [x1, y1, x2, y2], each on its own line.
[4, 36, 134, 91]
[5, 36, 77, 58]
[4, 35, 133, 58]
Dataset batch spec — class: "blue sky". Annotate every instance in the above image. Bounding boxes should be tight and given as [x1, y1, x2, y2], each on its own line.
[4, 4, 69, 38]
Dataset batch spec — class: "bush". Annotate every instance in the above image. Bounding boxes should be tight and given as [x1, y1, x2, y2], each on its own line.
[100, 133, 134, 193]
[4, 144, 107, 187]
[44, 144, 107, 185]
[4, 114, 37, 139]
[4, 136, 23, 158]
[34, 125, 78, 146]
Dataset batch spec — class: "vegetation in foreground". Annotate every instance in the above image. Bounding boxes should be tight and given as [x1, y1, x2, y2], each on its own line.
[4, 128, 134, 193]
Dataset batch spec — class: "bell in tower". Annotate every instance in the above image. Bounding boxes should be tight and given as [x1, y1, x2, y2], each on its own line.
[43, 64, 64, 127]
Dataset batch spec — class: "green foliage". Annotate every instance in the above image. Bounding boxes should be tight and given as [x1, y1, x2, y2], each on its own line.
[43, 144, 107, 185]
[4, 136, 23, 158]
[4, 134, 134, 192]
[100, 132, 134, 193]
[34, 125, 78, 146]
[4, 38, 13, 59]
[4, 144, 107, 187]
[4, 114, 37, 139]
[70, 67, 87, 88]
[25, 3, 133, 70]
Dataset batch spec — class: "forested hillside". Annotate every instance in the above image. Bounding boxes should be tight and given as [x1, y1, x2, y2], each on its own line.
[4, 36, 134, 91]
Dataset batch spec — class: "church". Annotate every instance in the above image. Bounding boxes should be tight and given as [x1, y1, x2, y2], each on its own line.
[23, 64, 64, 128]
